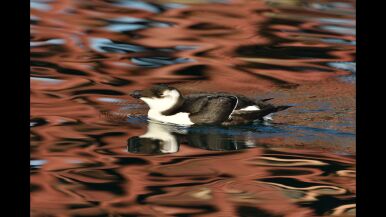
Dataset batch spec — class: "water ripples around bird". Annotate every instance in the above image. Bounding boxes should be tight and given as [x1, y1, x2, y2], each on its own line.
[31, 0, 355, 216]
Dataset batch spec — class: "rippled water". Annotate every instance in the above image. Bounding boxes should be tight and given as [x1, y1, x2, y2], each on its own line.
[31, 0, 356, 216]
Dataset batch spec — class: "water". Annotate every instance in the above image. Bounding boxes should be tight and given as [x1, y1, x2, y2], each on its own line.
[30, 0, 356, 216]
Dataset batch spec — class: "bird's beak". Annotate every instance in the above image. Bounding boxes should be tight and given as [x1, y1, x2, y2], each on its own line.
[130, 90, 142, 99]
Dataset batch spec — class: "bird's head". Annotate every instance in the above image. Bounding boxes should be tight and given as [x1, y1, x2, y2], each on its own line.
[130, 84, 183, 113]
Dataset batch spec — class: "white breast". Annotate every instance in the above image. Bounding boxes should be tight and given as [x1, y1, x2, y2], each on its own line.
[148, 110, 194, 126]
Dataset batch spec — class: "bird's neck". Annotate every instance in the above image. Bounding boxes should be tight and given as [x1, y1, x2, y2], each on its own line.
[160, 96, 185, 116]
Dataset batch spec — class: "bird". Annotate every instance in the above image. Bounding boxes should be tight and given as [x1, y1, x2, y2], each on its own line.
[129, 84, 291, 126]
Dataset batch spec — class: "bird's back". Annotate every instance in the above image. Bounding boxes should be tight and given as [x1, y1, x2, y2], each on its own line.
[181, 92, 290, 126]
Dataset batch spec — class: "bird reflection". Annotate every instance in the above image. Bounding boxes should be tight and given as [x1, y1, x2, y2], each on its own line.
[128, 122, 180, 154]
[127, 121, 260, 154]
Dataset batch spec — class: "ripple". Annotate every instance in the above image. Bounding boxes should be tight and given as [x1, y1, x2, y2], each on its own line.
[31, 0, 355, 216]
[30, 0, 52, 12]
[111, 0, 167, 13]
[103, 17, 173, 33]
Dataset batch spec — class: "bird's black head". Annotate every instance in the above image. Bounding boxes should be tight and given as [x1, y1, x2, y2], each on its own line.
[130, 84, 173, 99]
[129, 84, 183, 112]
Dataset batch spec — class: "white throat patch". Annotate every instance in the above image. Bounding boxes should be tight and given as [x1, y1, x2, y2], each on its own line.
[139, 89, 194, 125]
[140, 89, 180, 112]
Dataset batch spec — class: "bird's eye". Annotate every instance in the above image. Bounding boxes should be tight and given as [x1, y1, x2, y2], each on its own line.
[157, 93, 165, 98]
[160, 91, 170, 97]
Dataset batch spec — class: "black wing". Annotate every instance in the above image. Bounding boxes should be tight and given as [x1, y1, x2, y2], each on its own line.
[187, 95, 238, 125]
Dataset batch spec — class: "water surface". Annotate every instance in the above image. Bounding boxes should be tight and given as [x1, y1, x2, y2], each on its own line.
[31, 0, 356, 216]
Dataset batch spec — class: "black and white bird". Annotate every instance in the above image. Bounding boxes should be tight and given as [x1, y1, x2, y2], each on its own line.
[130, 84, 291, 126]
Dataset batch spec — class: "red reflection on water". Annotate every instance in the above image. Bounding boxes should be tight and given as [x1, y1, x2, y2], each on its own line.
[31, 0, 356, 216]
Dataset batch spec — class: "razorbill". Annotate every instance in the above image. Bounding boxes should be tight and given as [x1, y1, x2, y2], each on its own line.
[130, 84, 291, 126]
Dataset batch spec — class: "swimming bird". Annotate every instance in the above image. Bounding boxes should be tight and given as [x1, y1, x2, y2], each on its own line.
[130, 84, 291, 126]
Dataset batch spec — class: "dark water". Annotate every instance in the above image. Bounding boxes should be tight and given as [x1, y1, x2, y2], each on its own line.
[31, 0, 355, 216]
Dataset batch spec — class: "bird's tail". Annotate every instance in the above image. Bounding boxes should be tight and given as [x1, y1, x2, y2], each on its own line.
[223, 104, 292, 125]
[255, 105, 292, 120]
[260, 97, 274, 102]
[274, 105, 292, 112]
